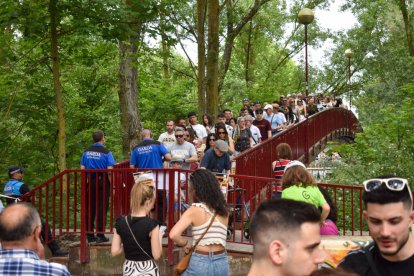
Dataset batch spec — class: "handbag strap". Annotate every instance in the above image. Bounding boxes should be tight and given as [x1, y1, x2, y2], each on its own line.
[125, 216, 153, 260]
[190, 213, 217, 252]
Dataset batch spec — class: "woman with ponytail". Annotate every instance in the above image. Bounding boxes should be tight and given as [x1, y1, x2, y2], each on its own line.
[111, 172, 164, 276]
[169, 169, 230, 275]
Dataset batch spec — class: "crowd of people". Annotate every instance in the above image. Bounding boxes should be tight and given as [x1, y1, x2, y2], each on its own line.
[5, 95, 413, 276]
[1, 152, 413, 276]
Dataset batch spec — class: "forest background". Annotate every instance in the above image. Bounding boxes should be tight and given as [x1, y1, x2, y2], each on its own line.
[0, 0, 413, 186]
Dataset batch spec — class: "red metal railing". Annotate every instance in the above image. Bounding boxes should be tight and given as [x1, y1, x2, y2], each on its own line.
[234, 108, 360, 178]
[20, 168, 368, 264]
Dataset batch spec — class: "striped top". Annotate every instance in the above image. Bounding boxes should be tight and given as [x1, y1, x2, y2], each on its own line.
[191, 203, 227, 247]
[273, 159, 291, 183]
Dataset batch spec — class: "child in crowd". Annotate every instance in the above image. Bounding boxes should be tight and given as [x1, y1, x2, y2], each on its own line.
[281, 161, 330, 224]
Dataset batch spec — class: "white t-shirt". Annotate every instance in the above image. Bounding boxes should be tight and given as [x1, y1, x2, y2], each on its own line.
[249, 125, 262, 146]
[189, 124, 208, 140]
[158, 132, 176, 151]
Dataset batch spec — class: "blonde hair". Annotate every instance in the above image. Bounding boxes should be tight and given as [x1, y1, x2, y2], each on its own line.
[130, 179, 155, 213]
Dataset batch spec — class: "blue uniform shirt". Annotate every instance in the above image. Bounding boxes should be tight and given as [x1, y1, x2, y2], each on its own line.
[3, 179, 25, 196]
[130, 138, 169, 169]
[80, 143, 116, 169]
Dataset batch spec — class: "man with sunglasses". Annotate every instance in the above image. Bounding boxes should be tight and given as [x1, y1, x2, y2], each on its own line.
[339, 176, 414, 276]
[169, 127, 197, 170]
[253, 109, 272, 141]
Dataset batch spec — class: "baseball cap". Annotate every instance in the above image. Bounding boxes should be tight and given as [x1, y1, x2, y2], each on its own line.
[264, 104, 273, 110]
[8, 166, 24, 175]
[284, 160, 306, 172]
[243, 98, 249, 102]
[171, 155, 185, 163]
[215, 140, 229, 152]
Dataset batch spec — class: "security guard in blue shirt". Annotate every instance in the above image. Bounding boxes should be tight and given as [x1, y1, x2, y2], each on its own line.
[80, 130, 115, 243]
[2, 166, 67, 256]
[3, 166, 30, 205]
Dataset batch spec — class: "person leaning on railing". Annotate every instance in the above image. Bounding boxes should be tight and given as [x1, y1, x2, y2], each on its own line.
[169, 169, 230, 276]
[281, 161, 330, 225]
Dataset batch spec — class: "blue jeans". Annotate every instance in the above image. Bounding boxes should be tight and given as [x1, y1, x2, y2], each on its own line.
[182, 251, 229, 276]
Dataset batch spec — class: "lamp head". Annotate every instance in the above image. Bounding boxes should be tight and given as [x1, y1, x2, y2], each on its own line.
[345, 49, 353, 58]
[298, 8, 315, 25]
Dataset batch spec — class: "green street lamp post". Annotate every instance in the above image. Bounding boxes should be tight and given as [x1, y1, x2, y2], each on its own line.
[298, 8, 314, 98]
[345, 49, 353, 109]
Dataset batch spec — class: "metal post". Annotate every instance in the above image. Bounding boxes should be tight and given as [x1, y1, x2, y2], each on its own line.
[305, 24, 309, 97]
[348, 57, 352, 109]
[298, 8, 314, 98]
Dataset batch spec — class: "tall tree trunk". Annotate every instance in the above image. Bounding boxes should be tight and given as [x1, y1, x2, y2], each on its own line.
[245, 20, 255, 89]
[219, 0, 271, 92]
[398, 0, 414, 56]
[197, 0, 207, 114]
[206, 0, 219, 119]
[49, 0, 66, 172]
[160, 11, 171, 86]
[118, 38, 142, 159]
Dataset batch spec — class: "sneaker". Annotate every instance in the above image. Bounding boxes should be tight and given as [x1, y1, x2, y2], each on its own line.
[87, 234, 96, 243]
[52, 248, 68, 257]
[95, 235, 109, 243]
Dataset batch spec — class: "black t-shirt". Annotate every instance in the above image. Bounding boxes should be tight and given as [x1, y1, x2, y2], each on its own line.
[338, 242, 414, 276]
[115, 215, 159, 261]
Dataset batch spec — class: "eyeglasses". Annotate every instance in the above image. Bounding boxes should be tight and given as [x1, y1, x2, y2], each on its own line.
[209, 138, 216, 141]
[175, 135, 184, 138]
[257, 112, 263, 115]
[363, 178, 412, 201]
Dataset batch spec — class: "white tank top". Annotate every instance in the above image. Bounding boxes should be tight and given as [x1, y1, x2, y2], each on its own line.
[191, 203, 227, 247]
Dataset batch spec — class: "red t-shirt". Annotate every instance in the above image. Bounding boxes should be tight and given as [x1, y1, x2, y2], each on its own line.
[253, 119, 271, 140]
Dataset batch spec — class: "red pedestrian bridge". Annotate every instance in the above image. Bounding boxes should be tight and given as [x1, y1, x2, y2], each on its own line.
[19, 108, 362, 264]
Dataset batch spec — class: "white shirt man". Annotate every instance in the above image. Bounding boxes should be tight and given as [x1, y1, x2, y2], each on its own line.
[158, 120, 176, 151]
[187, 112, 207, 144]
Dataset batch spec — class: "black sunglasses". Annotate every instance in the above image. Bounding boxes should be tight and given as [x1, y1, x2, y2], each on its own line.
[175, 135, 184, 138]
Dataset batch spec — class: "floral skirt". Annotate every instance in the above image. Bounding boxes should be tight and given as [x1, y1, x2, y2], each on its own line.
[123, 259, 159, 276]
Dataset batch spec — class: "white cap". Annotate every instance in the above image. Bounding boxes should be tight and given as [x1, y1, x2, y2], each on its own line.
[284, 160, 306, 172]
[264, 104, 273, 110]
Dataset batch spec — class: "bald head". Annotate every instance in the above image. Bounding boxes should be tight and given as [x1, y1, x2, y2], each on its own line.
[0, 203, 41, 242]
[142, 129, 152, 139]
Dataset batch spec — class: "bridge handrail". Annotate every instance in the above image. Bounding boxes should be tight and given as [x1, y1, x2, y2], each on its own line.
[234, 108, 359, 178]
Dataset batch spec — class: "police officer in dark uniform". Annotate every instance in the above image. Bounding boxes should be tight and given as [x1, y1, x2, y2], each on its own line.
[80, 130, 115, 243]
[3, 166, 67, 256]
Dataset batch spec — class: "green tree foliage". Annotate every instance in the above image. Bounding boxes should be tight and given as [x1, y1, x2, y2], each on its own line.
[323, 1, 414, 185]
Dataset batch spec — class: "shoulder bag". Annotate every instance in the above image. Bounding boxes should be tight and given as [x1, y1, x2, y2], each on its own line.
[173, 213, 217, 276]
[125, 216, 153, 260]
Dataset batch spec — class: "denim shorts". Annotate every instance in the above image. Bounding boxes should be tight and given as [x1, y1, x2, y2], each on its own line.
[182, 251, 229, 276]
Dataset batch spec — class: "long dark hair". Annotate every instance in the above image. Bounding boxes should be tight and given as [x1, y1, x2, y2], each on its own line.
[190, 169, 228, 217]
[205, 133, 217, 152]
[318, 186, 338, 223]
[202, 114, 213, 128]
[215, 123, 229, 141]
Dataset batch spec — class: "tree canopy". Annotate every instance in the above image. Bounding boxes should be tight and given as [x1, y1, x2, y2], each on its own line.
[0, 0, 413, 186]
